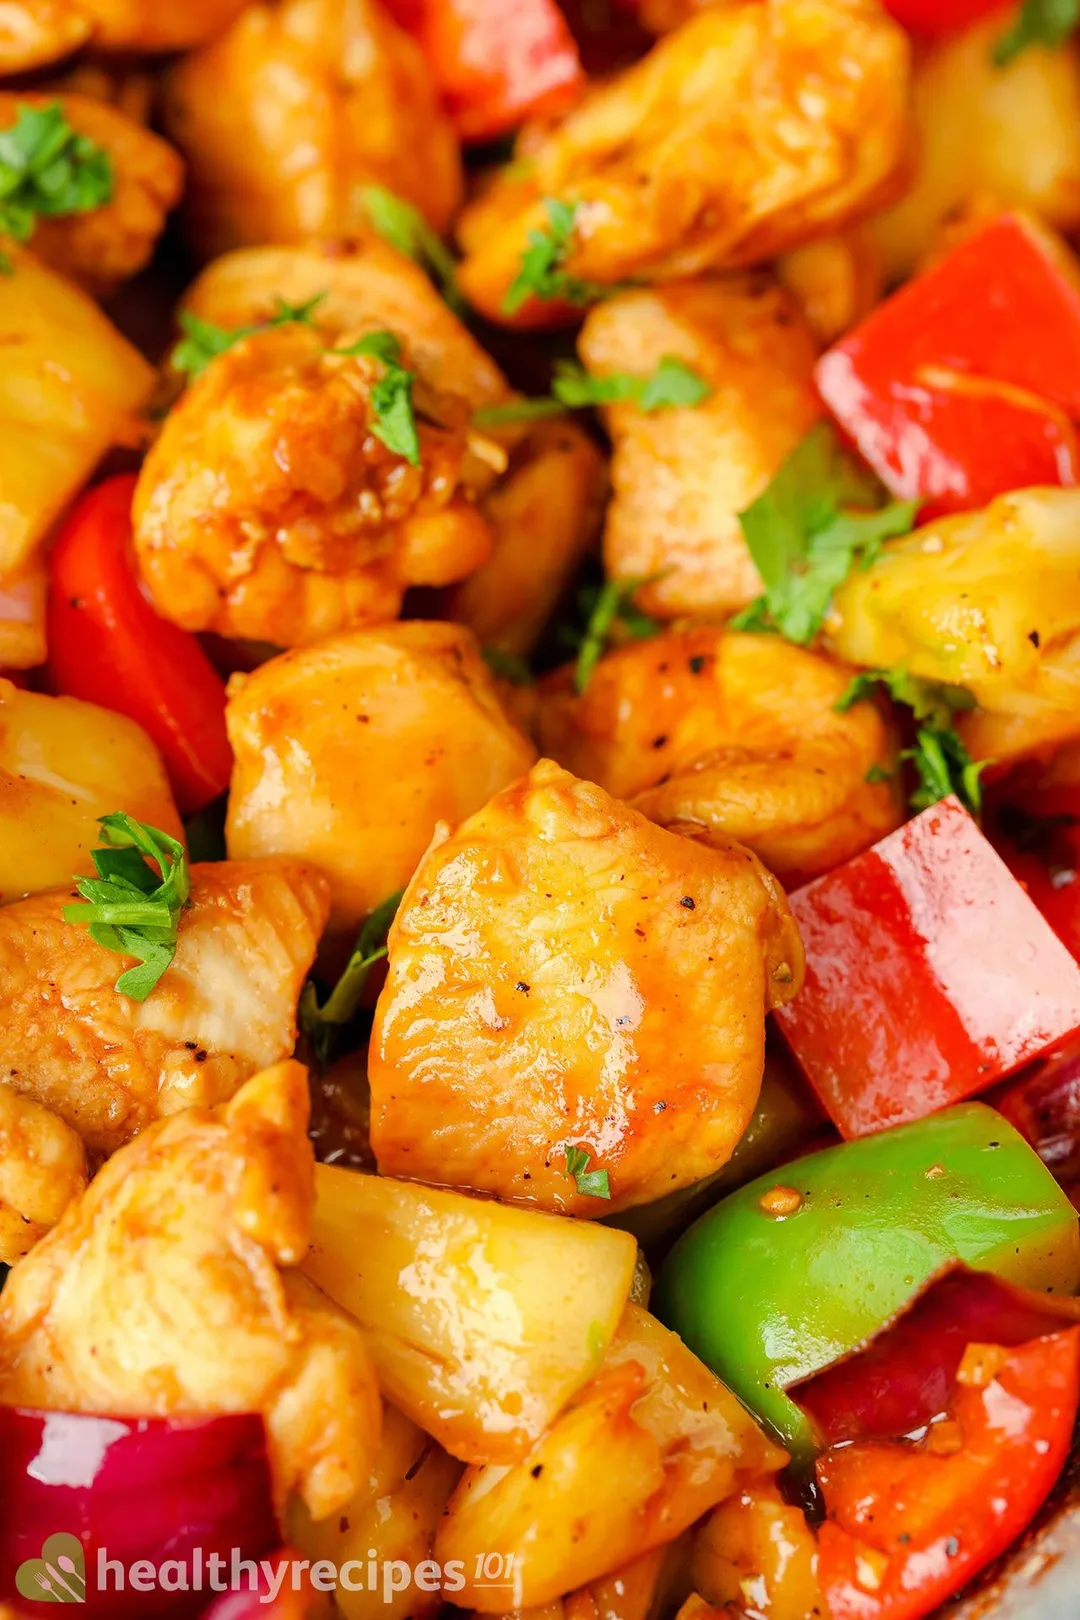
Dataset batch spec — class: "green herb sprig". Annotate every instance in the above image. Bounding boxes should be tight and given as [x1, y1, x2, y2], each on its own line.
[837, 668, 990, 817]
[170, 295, 326, 381]
[502, 199, 615, 316]
[994, 0, 1079, 65]
[335, 330, 421, 466]
[64, 815, 191, 1002]
[570, 576, 663, 694]
[565, 1145, 611, 1199]
[473, 355, 710, 428]
[360, 185, 467, 315]
[0, 102, 113, 254]
[299, 889, 405, 1068]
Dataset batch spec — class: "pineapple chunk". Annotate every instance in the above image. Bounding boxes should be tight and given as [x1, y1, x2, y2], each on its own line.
[434, 1304, 786, 1610]
[302, 1166, 638, 1465]
[0, 245, 153, 577]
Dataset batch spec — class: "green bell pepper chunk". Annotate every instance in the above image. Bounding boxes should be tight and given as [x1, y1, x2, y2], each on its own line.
[654, 1102, 1080, 1456]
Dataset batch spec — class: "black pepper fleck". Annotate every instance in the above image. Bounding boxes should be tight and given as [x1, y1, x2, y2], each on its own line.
[679, 895, 695, 910]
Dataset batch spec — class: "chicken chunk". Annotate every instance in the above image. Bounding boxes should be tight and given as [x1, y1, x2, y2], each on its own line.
[444, 419, 608, 659]
[0, 1061, 381, 1522]
[78, 0, 248, 49]
[0, 680, 182, 906]
[0, 1083, 87, 1264]
[871, 15, 1080, 282]
[0, 245, 153, 580]
[226, 623, 537, 951]
[0, 0, 90, 74]
[133, 324, 494, 648]
[161, 0, 462, 262]
[777, 227, 884, 346]
[456, 0, 910, 323]
[538, 628, 902, 887]
[178, 240, 512, 423]
[369, 759, 803, 1215]
[0, 94, 183, 294]
[826, 487, 1080, 766]
[0, 859, 329, 1156]
[578, 277, 822, 620]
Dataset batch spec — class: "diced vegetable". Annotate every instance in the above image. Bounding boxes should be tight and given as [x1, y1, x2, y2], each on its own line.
[817, 212, 1080, 517]
[0, 1408, 278, 1618]
[47, 475, 233, 817]
[882, 0, 1007, 34]
[433, 1303, 785, 1611]
[690, 1482, 823, 1620]
[654, 1102, 1080, 1453]
[301, 1166, 638, 1464]
[774, 796, 1080, 1137]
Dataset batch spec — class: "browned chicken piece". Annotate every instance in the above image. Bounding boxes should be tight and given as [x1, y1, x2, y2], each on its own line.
[178, 240, 513, 426]
[445, 419, 609, 659]
[0, 679, 182, 905]
[226, 623, 537, 952]
[162, 0, 462, 262]
[0, 94, 183, 295]
[0, 1083, 87, 1264]
[538, 627, 903, 888]
[0, 0, 90, 73]
[78, 0, 247, 49]
[777, 227, 884, 346]
[0, 859, 329, 1157]
[456, 0, 910, 323]
[133, 324, 494, 648]
[578, 278, 821, 620]
[369, 759, 803, 1215]
[0, 1061, 381, 1522]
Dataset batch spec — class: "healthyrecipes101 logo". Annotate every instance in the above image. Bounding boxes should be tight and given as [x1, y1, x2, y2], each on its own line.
[16, 1534, 86, 1603]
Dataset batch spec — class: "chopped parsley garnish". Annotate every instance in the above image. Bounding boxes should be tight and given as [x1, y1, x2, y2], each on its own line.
[0, 102, 113, 254]
[565, 1145, 611, 1199]
[731, 424, 917, 645]
[502, 199, 613, 315]
[994, 0, 1079, 65]
[171, 295, 326, 380]
[299, 888, 405, 1068]
[63, 814, 190, 1002]
[473, 355, 710, 427]
[336, 330, 421, 466]
[572, 576, 663, 694]
[360, 185, 467, 315]
[483, 647, 533, 685]
[837, 668, 990, 817]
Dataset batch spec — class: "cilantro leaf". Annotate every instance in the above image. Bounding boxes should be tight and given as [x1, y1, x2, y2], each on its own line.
[336, 330, 421, 466]
[572, 576, 663, 694]
[0, 103, 113, 248]
[473, 356, 710, 428]
[994, 0, 1079, 65]
[837, 667, 988, 816]
[299, 888, 405, 1068]
[731, 424, 917, 645]
[63, 814, 190, 1001]
[564, 1145, 611, 1199]
[171, 294, 326, 380]
[502, 199, 615, 315]
[360, 185, 467, 315]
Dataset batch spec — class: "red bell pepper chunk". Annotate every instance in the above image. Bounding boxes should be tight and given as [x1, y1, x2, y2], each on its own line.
[383, 0, 584, 145]
[816, 1322, 1080, 1620]
[816, 213, 1080, 519]
[882, 0, 1007, 34]
[775, 795, 1080, 1138]
[46, 475, 233, 817]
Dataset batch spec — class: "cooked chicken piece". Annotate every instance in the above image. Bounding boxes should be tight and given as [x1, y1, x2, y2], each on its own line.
[0, 0, 90, 73]
[226, 623, 536, 950]
[0, 94, 183, 294]
[435, 1303, 786, 1611]
[0, 858, 328, 1156]
[0, 1083, 87, 1264]
[777, 227, 884, 346]
[42, 59, 155, 125]
[0, 680, 182, 906]
[0, 558, 46, 671]
[133, 324, 494, 648]
[456, 0, 910, 324]
[0, 245, 153, 580]
[826, 487, 1080, 767]
[178, 240, 512, 425]
[0, 1061, 381, 1521]
[872, 15, 1080, 281]
[445, 419, 608, 659]
[78, 0, 248, 49]
[538, 627, 902, 887]
[577, 278, 821, 620]
[689, 1481, 823, 1620]
[162, 0, 462, 262]
[369, 759, 803, 1215]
